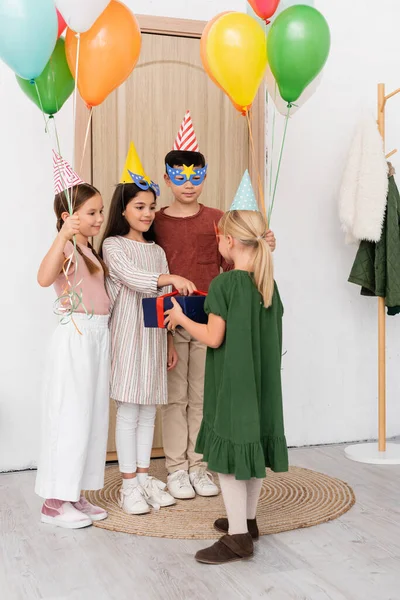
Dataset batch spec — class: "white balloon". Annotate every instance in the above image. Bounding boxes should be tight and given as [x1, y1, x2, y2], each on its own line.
[266, 64, 322, 116]
[55, 0, 111, 33]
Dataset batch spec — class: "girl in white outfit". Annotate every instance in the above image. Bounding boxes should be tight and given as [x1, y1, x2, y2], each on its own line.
[101, 182, 196, 514]
[35, 180, 110, 529]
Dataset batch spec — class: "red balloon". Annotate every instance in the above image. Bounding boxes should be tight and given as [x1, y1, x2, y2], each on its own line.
[57, 9, 67, 38]
[248, 0, 280, 22]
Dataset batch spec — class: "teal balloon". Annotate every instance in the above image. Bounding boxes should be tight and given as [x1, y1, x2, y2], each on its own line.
[16, 39, 74, 116]
[267, 6, 331, 103]
[0, 0, 57, 80]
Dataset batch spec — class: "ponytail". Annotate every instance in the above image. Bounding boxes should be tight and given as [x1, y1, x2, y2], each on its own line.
[251, 237, 274, 308]
[76, 243, 109, 278]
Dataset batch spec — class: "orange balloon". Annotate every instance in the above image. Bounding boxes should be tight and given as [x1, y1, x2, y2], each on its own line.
[66, 0, 141, 107]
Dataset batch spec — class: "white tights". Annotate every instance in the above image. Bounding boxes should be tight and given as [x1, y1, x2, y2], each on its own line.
[218, 474, 264, 535]
[116, 403, 157, 473]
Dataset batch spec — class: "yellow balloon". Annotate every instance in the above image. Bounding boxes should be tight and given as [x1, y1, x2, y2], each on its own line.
[205, 12, 267, 113]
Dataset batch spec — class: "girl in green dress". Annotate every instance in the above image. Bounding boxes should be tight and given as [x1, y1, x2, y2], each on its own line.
[164, 207, 288, 565]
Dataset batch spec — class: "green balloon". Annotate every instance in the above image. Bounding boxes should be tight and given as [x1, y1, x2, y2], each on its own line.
[16, 38, 74, 116]
[267, 6, 330, 103]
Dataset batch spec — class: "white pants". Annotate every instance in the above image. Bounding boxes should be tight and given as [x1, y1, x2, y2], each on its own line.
[35, 314, 110, 502]
[116, 403, 157, 473]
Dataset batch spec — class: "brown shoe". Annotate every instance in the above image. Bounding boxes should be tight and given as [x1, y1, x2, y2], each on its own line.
[214, 518, 259, 540]
[195, 533, 254, 565]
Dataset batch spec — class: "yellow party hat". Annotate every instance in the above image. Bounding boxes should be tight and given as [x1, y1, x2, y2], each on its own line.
[120, 142, 150, 184]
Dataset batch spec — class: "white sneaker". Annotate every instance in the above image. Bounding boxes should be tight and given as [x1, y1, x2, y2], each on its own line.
[41, 501, 92, 529]
[118, 484, 150, 515]
[141, 477, 176, 510]
[190, 468, 219, 497]
[167, 470, 196, 499]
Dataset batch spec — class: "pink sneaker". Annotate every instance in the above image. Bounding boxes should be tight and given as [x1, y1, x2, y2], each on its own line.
[41, 501, 92, 529]
[73, 496, 108, 522]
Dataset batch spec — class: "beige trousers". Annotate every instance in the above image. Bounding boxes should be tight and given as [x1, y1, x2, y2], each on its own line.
[161, 328, 206, 473]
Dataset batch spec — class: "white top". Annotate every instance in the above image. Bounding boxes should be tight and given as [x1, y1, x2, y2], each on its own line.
[102, 236, 170, 405]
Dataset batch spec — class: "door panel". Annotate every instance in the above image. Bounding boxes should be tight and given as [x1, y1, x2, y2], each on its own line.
[92, 31, 255, 458]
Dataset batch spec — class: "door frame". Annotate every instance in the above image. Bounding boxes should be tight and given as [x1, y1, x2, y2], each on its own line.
[75, 14, 266, 193]
[75, 15, 266, 463]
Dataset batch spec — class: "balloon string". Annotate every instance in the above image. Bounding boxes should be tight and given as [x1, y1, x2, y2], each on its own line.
[33, 81, 49, 134]
[246, 110, 267, 222]
[50, 115, 63, 158]
[268, 104, 292, 224]
[268, 81, 277, 209]
[80, 107, 93, 174]
[72, 32, 81, 170]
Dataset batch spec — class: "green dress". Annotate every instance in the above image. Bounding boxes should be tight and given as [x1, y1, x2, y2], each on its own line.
[195, 270, 288, 480]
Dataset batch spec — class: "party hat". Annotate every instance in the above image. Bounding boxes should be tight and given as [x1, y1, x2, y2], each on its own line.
[120, 142, 150, 184]
[229, 170, 259, 211]
[173, 110, 200, 152]
[120, 142, 160, 196]
[53, 150, 84, 195]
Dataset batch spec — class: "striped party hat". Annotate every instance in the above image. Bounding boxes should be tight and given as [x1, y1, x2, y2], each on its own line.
[173, 110, 200, 152]
[53, 150, 84, 195]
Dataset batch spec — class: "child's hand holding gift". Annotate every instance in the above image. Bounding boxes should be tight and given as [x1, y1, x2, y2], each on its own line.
[164, 297, 184, 332]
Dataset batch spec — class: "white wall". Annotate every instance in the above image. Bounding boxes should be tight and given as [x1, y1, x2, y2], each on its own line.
[131, 0, 247, 19]
[1, 0, 399, 471]
[272, 0, 400, 446]
[0, 67, 73, 471]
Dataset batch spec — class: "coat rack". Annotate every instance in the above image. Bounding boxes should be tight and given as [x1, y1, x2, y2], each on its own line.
[345, 83, 400, 464]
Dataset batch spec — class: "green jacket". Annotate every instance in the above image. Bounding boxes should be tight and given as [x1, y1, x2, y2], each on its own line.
[348, 174, 400, 316]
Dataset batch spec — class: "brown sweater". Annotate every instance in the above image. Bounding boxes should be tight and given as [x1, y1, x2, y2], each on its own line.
[153, 204, 230, 292]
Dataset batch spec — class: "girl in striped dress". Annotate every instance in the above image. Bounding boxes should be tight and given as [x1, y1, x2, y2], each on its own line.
[101, 182, 197, 515]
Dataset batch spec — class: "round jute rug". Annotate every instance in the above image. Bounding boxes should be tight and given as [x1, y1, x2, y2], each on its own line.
[84, 460, 355, 539]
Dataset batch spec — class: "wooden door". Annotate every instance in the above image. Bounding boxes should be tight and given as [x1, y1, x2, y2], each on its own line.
[80, 16, 265, 460]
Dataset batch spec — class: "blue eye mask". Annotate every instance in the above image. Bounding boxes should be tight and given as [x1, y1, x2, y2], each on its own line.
[166, 163, 208, 186]
[128, 170, 160, 197]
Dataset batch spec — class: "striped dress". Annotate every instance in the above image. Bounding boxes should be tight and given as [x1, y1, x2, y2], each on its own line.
[102, 236, 170, 405]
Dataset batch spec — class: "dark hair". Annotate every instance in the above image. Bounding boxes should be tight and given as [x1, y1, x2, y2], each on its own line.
[164, 150, 206, 172]
[100, 183, 156, 255]
[54, 183, 108, 277]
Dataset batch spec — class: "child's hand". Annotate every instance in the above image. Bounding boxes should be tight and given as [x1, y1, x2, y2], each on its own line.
[266, 229, 276, 252]
[167, 338, 178, 371]
[164, 297, 184, 331]
[170, 275, 197, 296]
[59, 213, 80, 241]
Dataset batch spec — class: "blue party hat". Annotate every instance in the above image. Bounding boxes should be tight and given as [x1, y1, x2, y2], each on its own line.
[229, 170, 259, 211]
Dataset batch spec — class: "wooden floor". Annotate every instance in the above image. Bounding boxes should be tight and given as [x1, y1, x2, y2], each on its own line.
[1, 444, 400, 600]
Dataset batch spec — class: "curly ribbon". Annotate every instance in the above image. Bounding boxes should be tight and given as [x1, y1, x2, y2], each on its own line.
[53, 252, 93, 334]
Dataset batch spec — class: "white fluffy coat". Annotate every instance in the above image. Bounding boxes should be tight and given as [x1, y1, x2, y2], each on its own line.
[339, 116, 388, 244]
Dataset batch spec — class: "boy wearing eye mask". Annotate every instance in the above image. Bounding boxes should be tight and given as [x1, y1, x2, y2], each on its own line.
[153, 111, 276, 500]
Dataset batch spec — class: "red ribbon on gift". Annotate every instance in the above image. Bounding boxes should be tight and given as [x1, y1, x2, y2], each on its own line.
[156, 290, 207, 328]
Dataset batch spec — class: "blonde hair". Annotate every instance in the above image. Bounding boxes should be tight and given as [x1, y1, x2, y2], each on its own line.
[219, 210, 274, 308]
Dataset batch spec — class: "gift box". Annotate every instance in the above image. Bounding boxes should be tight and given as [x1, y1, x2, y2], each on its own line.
[142, 291, 207, 328]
